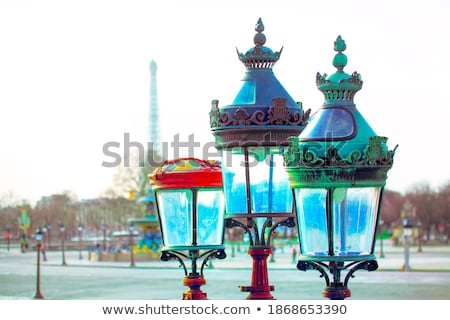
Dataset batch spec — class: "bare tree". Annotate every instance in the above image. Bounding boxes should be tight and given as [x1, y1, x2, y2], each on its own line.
[405, 182, 437, 241]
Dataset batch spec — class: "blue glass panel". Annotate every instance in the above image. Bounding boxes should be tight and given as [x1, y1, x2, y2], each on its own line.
[222, 150, 248, 214]
[295, 188, 328, 256]
[233, 79, 255, 104]
[197, 190, 225, 245]
[300, 108, 355, 140]
[332, 187, 381, 256]
[157, 190, 192, 246]
[248, 148, 292, 213]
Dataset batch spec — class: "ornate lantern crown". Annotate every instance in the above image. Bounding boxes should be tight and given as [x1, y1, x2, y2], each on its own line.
[284, 35, 398, 188]
[210, 18, 308, 148]
[316, 35, 363, 105]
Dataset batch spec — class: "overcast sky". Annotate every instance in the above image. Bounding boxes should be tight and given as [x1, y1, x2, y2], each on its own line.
[1, 0, 449, 205]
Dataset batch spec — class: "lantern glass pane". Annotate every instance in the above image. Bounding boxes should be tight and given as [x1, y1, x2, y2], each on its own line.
[300, 108, 354, 140]
[222, 147, 292, 215]
[222, 150, 247, 214]
[294, 188, 328, 256]
[197, 189, 225, 245]
[233, 79, 256, 104]
[332, 187, 381, 256]
[157, 190, 192, 246]
[248, 147, 293, 213]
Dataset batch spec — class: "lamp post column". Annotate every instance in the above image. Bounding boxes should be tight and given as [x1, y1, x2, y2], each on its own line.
[240, 246, 274, 300]
[5, 228, 11, 252]
[34, 229, 44, 299]
[47, 224, 52, 249]
[129, 224, 136, 268]
[379, 220, 385, 258]
[78, 225, 83, 260]
[102, 224, 107, 252]
[402, 219, 412, 272]
[60, 224, 67, 266]
[417, 221, 423, 253]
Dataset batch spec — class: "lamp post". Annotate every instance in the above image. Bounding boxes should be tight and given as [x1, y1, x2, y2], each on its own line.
[417, 220, 423, 253]
[34, 228, 44, 299]
[5, 228, 11, 252]
[77, 224, 83, 260]
[402, 218, 412, 271]
[59, 224, 67, 266]
[209, 18, 308, 300]
[101, 223, 107, 252]
[47, 224, 52, 248]
[284, 36, 397, 300]
[149, 158, 226, 300]
[129, 223, 136, 268]
[42, 226, 47, 248]
[379, 219, 385, 258]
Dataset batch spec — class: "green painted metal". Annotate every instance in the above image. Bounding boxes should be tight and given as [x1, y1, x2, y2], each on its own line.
[284, 135, 397, 188]
[284, 36, 398, 188]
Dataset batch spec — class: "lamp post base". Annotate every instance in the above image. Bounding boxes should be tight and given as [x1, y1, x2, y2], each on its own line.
[323, 284, 351, 300]
[182, 276, 208, 300]
[240, 246, 275, 300]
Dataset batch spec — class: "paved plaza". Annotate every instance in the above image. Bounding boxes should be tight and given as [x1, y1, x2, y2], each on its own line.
[0, 242, 449, 300]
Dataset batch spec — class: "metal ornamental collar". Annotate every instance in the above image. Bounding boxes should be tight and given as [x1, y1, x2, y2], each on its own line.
[284, 136, 398, 187]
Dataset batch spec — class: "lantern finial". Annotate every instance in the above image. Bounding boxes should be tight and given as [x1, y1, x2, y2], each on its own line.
[333, 35, 347, 71]
[236, 18, 282, 69]
[316, 35, 362, 105]
[254, 18, 265, 46]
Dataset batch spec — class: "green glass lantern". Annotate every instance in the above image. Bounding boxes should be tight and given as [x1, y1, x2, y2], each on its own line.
[284, 36, 397, 300]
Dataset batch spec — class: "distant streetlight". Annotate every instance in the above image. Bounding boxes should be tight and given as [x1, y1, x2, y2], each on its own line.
[417, 221, 423, 253]
[101, 223, 108, 252]
[129, 223, 136, 268]
[33, 228, 44, 299]
[59, 224, 67, 266]
[402, 218, 413, 271]
[5, 228, 11, 252]
[77, 224, 83, 260]
[47, 224, 52, 248]
[379, 219, 385, 258]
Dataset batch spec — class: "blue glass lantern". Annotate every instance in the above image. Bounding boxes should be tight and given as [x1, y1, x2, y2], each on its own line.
[284, 36, 397, 299]
[35, 228, 43, 242]
[149, 158, 226, 300]
[209, 18, 308, 300]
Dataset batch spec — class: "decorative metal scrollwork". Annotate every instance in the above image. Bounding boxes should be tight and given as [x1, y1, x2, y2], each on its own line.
[160, 248, 226, 277]
[226, 216, 296, 246]
[209, 98, 309, 130]
[297, 259, 378, 294]
[284, 136, 398, 169]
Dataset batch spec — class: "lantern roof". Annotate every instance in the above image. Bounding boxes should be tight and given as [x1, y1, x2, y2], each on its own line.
[210, 18, 308, 148]
[296, 36, 395, 155]
[284, 36, 398, 188]
[149, 158, 223, 189]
